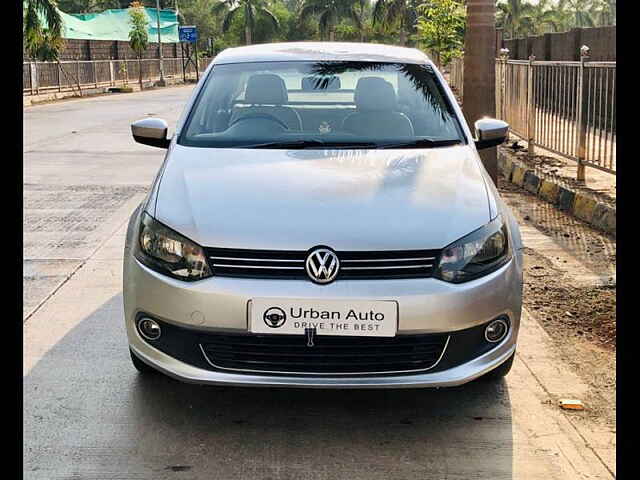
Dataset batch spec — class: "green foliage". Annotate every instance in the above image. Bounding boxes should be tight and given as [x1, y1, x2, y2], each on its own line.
[213, 0, 280, 44]
[372, 0, 420, 45]
[496, 0, 616, 39]
[23, 0, 64, 61]
[57, 0, 124, 13]
[299, 0, 361, 41]
[414, 0, 465, 67]
[128, 1, 149, 57]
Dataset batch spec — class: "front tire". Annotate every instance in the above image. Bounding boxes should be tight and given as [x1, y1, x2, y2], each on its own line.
[480, 352, 515, 381]
[130, 348, 157, 374]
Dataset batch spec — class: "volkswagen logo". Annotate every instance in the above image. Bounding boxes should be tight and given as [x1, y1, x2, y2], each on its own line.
[305, 247, 340, 284]
[263, 307, 286, 328]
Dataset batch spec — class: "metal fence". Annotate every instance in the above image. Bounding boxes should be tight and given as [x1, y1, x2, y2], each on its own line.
[449, 48, 616, 178]
[23, 57, 213, 96]
[449, 57, 464, 100]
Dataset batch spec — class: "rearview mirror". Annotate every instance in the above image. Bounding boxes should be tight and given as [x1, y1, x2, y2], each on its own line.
[474, 118, 509, 150]
[131, 118, 170, 149]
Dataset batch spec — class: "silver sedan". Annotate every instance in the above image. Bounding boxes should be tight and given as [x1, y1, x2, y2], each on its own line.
[123, 42, 523, 388]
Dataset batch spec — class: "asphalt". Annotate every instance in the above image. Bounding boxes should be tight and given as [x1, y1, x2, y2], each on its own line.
[23, 86, 614, 479]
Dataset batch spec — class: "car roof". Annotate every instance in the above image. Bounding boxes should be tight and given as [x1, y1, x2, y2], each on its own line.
[212, 42, 431, 65]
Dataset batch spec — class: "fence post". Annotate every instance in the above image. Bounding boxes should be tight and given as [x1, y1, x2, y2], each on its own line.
[57, 62, 62, 92]
[527, 55, 536, 158]
[93, 61, 98, 88]
[30, 62, 39, 95]
[575, 45, 590, 182]
[499, 48, 509, 120]
[109, 60, 114, 86]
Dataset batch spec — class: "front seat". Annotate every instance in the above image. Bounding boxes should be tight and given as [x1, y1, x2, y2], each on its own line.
[342, 77, 414, 138]
[230, 74, 302, 131]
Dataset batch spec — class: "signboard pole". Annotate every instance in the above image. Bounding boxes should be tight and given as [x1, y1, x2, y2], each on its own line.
[155, 0, 166, 86]
[180, 42, 186, 82]
[195, 41, 199, 82]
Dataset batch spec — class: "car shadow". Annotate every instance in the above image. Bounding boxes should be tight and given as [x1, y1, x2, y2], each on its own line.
[24, 294, 513, 479]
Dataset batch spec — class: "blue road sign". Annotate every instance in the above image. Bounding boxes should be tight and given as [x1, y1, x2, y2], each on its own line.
[179, 26, 198, 43]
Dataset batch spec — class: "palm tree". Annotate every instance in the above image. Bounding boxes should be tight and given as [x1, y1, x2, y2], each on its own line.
[464, 0, 497, 183]
[23, 0, 63, 60]
[372, 0, 419, 46]
[356, 0, 367, 42]
[496, 0, 536, 39]
[589, 0, 615, 26]
[559, 0, 596, 28]
[299, 0, 362, 41]
[213, 0, 280, 45]
[526, 0, 560, 34]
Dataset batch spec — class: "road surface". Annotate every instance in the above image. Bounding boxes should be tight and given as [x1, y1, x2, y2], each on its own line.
[23, 87, 614, 479]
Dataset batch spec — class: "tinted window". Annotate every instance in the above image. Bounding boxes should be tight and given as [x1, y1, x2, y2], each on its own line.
[179, 61, 465, 149]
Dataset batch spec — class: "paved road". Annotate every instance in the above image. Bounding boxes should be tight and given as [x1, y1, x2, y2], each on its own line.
[23, 88, 191, 319]
[23, 88, 614, 479]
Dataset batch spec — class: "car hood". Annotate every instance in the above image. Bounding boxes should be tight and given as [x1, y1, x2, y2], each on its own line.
[153, 144, 491, 250]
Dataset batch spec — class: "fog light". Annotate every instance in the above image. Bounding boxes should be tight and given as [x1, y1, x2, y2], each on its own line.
[137, 317, 161, 341]
[485, 318, 509, 343]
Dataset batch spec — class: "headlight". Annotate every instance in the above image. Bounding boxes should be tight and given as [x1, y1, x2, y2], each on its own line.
[134, 212, 212, 281]
[434, 215, 511, 283]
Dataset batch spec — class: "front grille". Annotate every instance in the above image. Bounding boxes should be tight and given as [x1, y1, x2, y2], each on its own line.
[204, 247, 440, 280]
[200, 333, 450, 375]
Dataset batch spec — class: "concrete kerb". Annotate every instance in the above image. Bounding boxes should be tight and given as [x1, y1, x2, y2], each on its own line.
[497, 147, 615, 237]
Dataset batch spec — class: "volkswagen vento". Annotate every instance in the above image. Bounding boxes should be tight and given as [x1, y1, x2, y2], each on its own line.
[124, 42, 523, 388]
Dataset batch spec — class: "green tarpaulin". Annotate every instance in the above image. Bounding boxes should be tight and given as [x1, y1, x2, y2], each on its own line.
[60, 7, 179, 43]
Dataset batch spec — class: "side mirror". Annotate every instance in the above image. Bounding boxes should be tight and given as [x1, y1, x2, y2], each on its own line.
[474, 118, 509, 150]
[131, 118, 170, 149]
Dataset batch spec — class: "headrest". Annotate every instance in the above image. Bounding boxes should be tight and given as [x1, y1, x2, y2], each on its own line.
[245, 74, 288, 105]
[302, 75, 341, 91]
[354, 77, 397, 112]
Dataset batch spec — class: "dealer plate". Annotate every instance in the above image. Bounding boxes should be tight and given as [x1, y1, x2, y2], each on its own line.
[249, 298, 398, 337]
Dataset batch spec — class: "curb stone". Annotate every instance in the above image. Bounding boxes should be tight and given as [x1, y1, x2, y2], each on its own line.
[558, 187, 575, 212]
[592, 203, 616, 233]
[573, 194, 598, 223]
[523, 171, 541, 194]
[512, 165, 527, 187]
[539, 179, 560, 204]
[497, 147, 615, 237]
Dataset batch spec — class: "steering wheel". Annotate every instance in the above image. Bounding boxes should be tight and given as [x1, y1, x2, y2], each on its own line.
[228, 113, 289, 130]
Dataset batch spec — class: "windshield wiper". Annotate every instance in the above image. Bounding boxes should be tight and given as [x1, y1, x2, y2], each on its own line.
[241, 140, 377, 149]
[376, 139, 462, 149]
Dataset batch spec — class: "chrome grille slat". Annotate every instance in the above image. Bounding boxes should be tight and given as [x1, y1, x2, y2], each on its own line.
[214, 264, 304, 270]
[204, 247, 440, 280]
[342, 264, 432, 270]
[343, 257, 435, 262]
[210, 257, 304, 263]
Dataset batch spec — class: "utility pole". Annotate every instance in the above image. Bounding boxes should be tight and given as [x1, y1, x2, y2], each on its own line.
[463, 0, 497, 185]
[156, 0, 166, 86]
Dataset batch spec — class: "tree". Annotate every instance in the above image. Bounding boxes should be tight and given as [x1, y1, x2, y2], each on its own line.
[213, 0, 280, 45]
[414, 0, 465, 67]
[299, 0, 361, 41]
[24, 0, 64, 61]
[562, 0, 596, 28]
[464, 0, 497, 183]
[590, 0, 615, 26]
[372, 0, 419, 46]
[496, 0, 536, 39]
[128, 1, 149, 90]
[57, 0, 122, 13]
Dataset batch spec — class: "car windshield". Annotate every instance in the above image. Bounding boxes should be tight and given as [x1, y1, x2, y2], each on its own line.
[179, 61, 466, 149]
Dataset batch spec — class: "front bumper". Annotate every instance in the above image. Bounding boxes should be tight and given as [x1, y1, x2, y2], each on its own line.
[124, 252, 522, 388]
